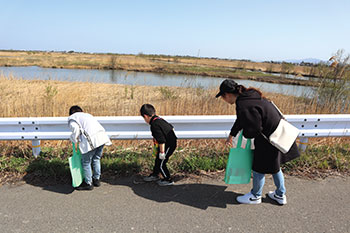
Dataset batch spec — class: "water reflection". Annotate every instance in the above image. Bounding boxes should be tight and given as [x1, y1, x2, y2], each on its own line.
[0, 66, 315, 97]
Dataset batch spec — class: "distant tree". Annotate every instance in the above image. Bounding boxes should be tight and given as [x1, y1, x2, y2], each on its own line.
[313, 49, 350, 112]
[281, 62, 294, 74]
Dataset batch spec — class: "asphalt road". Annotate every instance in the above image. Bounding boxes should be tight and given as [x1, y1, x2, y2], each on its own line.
[0, 175, 349, 233]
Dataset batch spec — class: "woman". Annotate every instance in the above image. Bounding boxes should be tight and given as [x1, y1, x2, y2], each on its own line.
[216, 79, 300, 205]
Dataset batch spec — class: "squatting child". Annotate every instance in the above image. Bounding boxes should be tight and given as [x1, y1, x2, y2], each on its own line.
[140, 104, 177, 186]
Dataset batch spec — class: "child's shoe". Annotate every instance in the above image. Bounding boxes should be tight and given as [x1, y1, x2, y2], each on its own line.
[93, 178, 101, 187]
[236, 192, 261, 204]
[157, 179, 174, 186]
[267, 191, 287, 205]
[143, 175, 159, 182]
[76, 181, 94, 191]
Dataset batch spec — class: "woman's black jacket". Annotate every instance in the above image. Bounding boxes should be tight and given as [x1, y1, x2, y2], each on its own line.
[230, 89, 300, 174]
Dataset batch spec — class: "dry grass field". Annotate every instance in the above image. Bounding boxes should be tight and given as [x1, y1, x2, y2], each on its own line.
[0, 50, 319, 86]
[0, 74, 332, 118]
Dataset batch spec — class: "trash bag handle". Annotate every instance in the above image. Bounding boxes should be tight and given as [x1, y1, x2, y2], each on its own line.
[72, 142, 78, 154]
[236, 131, 251, 149]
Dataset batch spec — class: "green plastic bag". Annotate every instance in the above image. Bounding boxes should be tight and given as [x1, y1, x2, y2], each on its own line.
[224, 131, 253, 184]
[152, 143, 159, 157]
[69, 143, 84, 187]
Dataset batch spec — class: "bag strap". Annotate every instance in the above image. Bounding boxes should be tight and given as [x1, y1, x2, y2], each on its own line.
[72, 142, 78, 154]
[261, 131, 269, 142]
[235, 131, 251, 149]
[151, 116, 161, 122]
[236, 131, 243, 148]
[261, 101, 282, 142]
[270, 101, 285, 119]
[69, 119, 95, 150]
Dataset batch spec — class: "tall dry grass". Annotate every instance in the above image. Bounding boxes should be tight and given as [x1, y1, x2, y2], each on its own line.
[0, 74, 349, 149]
[0, 74, 347, 118]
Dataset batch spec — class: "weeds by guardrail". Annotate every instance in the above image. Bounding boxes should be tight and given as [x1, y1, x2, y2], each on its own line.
[0, 140, 349, 185]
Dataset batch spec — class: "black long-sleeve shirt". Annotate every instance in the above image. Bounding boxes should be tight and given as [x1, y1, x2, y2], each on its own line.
[150, 115, 177, 144]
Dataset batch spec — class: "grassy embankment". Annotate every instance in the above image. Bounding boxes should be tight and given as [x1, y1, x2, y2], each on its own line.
[0, 50, 319, 86]
[0, 76, 349, 184]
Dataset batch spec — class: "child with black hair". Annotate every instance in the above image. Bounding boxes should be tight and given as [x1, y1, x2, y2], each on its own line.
[140, 104, 177, 186]
[68, 105, 111, 190]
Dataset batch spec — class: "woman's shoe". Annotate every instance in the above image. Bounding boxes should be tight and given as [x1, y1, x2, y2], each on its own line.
[267, 191, 287, 205]
[236, 192, 261, 204]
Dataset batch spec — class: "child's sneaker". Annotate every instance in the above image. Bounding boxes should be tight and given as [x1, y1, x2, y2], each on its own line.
[157, 179, 174, 186]
[236, 192, 261, 204]
[143, 175, 159, 182]
[93, 178, 101, 187]
[76, 181, 94, 191]
[267, 191, 287, 205]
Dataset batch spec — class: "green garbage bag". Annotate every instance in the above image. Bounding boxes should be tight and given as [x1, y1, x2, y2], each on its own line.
[224, 131, 253, 184]
[152, 142, 159, 157]
[69, 143, 84, 187]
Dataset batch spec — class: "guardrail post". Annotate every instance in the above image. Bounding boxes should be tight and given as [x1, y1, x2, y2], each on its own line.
[32, 140, 41, 157]
[298, 137, 308, 152]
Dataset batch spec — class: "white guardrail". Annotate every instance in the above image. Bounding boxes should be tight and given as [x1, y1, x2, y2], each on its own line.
[0, 115, 349, 156]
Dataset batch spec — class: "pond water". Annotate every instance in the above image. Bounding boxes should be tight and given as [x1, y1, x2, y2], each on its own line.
[0, 66, 315, 97]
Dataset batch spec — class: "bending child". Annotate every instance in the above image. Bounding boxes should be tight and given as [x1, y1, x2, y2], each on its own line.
[140, 104, 177, 186]
[68, 105, 112, 190]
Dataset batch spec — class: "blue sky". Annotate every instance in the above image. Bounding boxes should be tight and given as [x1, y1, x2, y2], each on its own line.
[1, 0, 349, 61]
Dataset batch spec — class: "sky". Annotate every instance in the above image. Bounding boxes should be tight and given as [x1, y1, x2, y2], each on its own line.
[1, 0, 350, 61]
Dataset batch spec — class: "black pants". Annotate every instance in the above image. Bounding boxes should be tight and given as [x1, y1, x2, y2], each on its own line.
[152, 141, 176, 180]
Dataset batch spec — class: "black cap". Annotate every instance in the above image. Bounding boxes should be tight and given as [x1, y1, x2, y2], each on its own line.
[215, 79, 238, 98]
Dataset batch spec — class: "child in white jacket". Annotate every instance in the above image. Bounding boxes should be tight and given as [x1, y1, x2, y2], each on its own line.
[68, 105, 112, 190]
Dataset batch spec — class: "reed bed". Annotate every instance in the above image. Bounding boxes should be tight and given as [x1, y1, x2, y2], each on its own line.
[0, 75, 349, 183]
[0, 74, 339, 118]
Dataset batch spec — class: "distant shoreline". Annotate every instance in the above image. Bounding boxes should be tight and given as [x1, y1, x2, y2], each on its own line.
[0, 50, 322, 87]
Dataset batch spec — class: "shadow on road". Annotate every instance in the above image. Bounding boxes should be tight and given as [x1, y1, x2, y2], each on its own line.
[42, 184, 74, 194]
[24, 181, 74, 195]
[21, 157, 74, 194]
[262, 195, 281, 205]
[106, 176, 242, 210]
[23, 173, 74, 195]
[21, 172, 281, 207]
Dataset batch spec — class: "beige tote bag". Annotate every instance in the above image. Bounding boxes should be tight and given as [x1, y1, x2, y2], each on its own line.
[262, 102, 299, 154]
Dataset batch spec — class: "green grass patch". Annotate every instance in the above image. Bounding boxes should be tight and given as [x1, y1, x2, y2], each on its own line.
[26, 158, 70, 180]
[0, 143, 349, 184]
[101, 150, 147, 175]
[175, 150, 227, 172]
[283, 144, 350, 174]
[0, 156, 28, 173]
